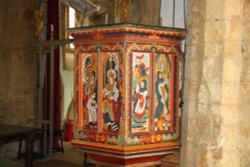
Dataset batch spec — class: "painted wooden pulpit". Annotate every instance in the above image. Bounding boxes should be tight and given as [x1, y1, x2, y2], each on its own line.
[68, 23, 186, 166]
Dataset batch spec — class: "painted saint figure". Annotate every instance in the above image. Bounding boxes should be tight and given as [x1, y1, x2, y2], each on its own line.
[82, 56, 97, 107]
[87, 93, 97, 129]
[131, 52, 150, 132]
[83, 71, 95, 102]
[155, 71, 169, 120]
[81, 53, 98, 129]
[154, 68, 172, 131]
[134, 54, 148, 79]
[103, 69, 119, 131]
[134, 79, 148, 120]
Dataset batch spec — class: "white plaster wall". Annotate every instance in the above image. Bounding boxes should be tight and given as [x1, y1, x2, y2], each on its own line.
[59, 52, 74, 128]
[160, 0, 186, 28]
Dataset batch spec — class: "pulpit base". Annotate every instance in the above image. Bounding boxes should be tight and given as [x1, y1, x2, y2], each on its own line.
[90, 154, 167, 167]
[71, 140, 181, 167]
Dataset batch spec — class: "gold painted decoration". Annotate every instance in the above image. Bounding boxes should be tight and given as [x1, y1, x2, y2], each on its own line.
[118, 0, 132, 22]
[34, 10, 44, 39]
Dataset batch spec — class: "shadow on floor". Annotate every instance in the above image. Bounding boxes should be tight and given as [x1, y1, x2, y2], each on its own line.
[0, 142, 85, 167]
[34, 159, 83, 167]
[0, 160, 22, 167]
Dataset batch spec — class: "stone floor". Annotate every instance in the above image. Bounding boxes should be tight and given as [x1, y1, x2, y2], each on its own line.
[0, 142, 84, 167]
[0, 142, 180, 167]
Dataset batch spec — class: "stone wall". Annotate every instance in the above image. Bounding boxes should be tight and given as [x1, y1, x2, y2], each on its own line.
[239, 0, 250, 166]
[0, 0, 39, 125]
[0, 0, 40, 158]
[182, 0, 250, 166]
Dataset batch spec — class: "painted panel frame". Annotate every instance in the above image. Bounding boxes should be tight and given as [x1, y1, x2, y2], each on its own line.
[153, 52, 175, 133]
[78, 52, 99, 132]
[101, 51, 122, 135]
[130, 51, 153, 135]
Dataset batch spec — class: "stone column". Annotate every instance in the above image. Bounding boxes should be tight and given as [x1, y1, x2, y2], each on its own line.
[238, 0, 250, 166]
[182, 0, 250, 166]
